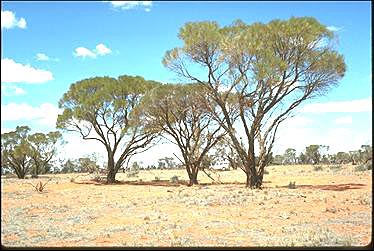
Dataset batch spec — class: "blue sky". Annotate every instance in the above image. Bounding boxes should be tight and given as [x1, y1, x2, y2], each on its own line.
[1, 1, 372, 165]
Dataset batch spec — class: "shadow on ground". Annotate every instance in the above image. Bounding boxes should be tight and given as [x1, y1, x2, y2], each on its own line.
[71, 179, 273, 187]
[281, 183, 367, 191]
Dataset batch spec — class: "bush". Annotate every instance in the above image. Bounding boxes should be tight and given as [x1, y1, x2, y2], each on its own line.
[92, 175, 102, 182]
[328, 164, 342, 171]
[355, 163, 372, 172]
[313, 165, 323, 171]
[154, 176, 160, 181]
[288, 181, 296, 189]
[170, 175, 179, 183]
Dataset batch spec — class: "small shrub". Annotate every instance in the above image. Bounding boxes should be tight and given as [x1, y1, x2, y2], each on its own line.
[154, 176, 160, 181]
[328, 165, 342, 171]
[170, 175, 179, 183]
[313, 165, 323, 171]
[355, 163, 372, 172]
[288, 181, 296, 189]
[28, 179, 51, 193]
[127, 169, 139, 177]
[264, 170, 269, 175]
[92, 175, 102, 182]
[70, 177, 75, 183]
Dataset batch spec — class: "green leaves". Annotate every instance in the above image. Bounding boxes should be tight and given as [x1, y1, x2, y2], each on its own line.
[57, 75, 160, 132]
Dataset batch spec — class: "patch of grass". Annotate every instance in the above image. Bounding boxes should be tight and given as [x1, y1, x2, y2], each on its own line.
[313, 165, 323, 171]
[328, 164, 342, 171]
[273, 226, 353, 246]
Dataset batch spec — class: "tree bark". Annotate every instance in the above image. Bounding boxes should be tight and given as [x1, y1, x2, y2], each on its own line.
[106, 155, 117, 183]
[107, 168, 116, 183]
[187, 166, 199, 186]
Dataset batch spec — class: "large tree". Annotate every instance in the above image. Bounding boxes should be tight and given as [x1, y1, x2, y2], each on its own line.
[57, 75, 160, 183]
[162, 17, 346, 188]
[141, 83, 225, 185]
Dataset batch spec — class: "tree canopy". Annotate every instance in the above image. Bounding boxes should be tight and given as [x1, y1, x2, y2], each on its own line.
[56, 75, 161, 183]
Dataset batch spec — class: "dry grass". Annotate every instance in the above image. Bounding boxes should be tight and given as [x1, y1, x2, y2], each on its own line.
[1, 164, 372, 247]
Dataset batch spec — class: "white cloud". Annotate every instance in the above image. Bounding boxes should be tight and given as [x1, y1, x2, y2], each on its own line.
[95, 43, 112, 56]
[74, 43, 112, 59]
[73, 47, 97, 58]
[1, 10, 27, 29]
[334, 116, 352, 125]
[1, 84, 26, 96]
[36, 53, 50, 61]
[327, 26, 342, 32]
[108, 1, 152, 11]
[1, 58, 54, 84]
[36, 53, 59, 62]
[300, 98, 372, 113]
[1, 102, 62, 127]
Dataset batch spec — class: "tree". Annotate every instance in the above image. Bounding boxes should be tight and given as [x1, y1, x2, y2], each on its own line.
[335, 151, 351, 164]
[359, 145, 372, 164]
[57, 75, 161, 183]
[61, 159, 78, 173]
[305, 145, 321, 164]
[1, 126, 33, 179]
[28, 131, 62, 177]
[77, 157, 99, 173]
[271, 154, 284, 165]
[141, 83, 225, 185]
[163, 17, 346, 187]
[283, 148, 296, 165]
[158, 157, 176, 169]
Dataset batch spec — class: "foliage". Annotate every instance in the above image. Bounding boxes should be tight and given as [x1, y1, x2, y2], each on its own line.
[355, 162, 372, 172]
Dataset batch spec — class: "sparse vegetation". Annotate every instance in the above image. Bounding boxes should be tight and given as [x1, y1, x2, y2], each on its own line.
[272, 226, 353, 246]
[288, 181, 296, 189]
[313, 165, 323, 171]
[170, 175, 179, 183]
[355, 163, 372, 172]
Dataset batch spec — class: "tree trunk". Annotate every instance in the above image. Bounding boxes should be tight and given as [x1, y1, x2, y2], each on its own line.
[190, 169, 199, 185]
[245, 172, 262, 188]
[106, 155, 117, 183]
[186, 166, 199, 186]
[107, 168, 116, 183]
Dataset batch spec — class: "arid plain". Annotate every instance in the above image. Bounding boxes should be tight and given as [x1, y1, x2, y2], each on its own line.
[1, 164, 372, 247]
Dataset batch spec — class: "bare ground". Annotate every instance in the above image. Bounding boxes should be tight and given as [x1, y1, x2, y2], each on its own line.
[1, 164, 372, 247]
